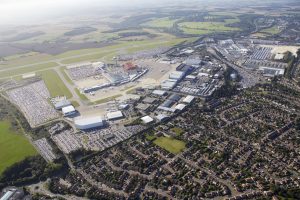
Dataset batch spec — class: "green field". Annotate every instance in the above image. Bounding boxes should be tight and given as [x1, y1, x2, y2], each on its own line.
[0, 121, 37, 175]
[250, 32, 269, 38]
[204, 16, 240, 24]
[0, 62, 58, 79]
[154, 136, 186, 154]
[208, 12, 240, 17]
[145, 133, 156, 141]
[70, 100, 80, 107]
[260, 26, 281, 35]
[38, 70, 72, 98]
[179, 21, 240, 35]
[142, 17, 178, 28]
[224, 18, 240, 24]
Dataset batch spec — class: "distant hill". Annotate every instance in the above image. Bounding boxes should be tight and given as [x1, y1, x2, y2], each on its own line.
[64, 27, 97, 36]
[1, 31, 45, 42]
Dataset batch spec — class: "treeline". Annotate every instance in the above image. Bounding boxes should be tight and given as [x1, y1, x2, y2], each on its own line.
[64, 27, 97, 36]
[32, 193, 66, 200]
[0, 95, 31, 133]
[0, 156, 68, 190]
[213, 66, 239, 98]
[69, 148, 96, 163]
[0, 93, 71, 140]
[0, 95, 47, 137]
[118, 31, 150, 37]
[271, 185, 300, 199]
[283, 51, 296, 79]
[235, 14, 260, 32]
[296, 118, 300, 130]
[0, 95, 69, 189]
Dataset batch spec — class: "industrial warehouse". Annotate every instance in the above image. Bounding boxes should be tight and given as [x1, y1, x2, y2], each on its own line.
[160, 56, 224, 96]
[213, 39, 296, 78]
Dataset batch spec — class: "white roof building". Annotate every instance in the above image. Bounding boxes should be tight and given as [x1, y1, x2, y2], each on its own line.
[161, 79, 177, 90]
[157, 106, 176, 113]
[259, 66, 285, 77]
[169, 71, 185, 80]
[141, 116, 154, 124]
[274, 53, 284, 60]
[198, 72, 210, 77]
[62, 105, 76, 116]
[1, 190, 14, 200]
[107, 111, 123, 120]
[22, 73, 36, 79]
[185, 75, 196, 80]
[152, 90, 167, 96]
[184, 58, 202, 66]
[182, 49, 194, 54]
[74, 116, 104, 130]
[175, 104, 186, 111]
[119, 104, 129, 110]
[182, 95, 195, 104]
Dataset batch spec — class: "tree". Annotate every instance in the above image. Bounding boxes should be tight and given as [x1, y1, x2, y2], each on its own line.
[296, 48, 300, 59]
[295, 118, 300, 130]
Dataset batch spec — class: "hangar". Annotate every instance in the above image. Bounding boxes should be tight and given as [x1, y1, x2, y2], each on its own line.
[74, 116, 104, 130]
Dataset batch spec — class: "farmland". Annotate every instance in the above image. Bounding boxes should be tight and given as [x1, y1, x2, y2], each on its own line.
[142, 17, 178, 28]
[260, 26, 281, 35]
[178, 21, 240, 35]
[208, 11, 240, 17]
[0, 121, 37, 175]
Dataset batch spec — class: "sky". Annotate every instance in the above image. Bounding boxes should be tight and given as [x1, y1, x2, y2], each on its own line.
[0, 0, 290, 25]
[0, 0, 172, 25]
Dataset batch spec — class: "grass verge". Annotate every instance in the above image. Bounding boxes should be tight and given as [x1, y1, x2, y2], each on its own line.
[38, 70, 72, 98]
[75, 88, 89, 101]
[90, 94, 122, 105]
[0, 62, 58, 79]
